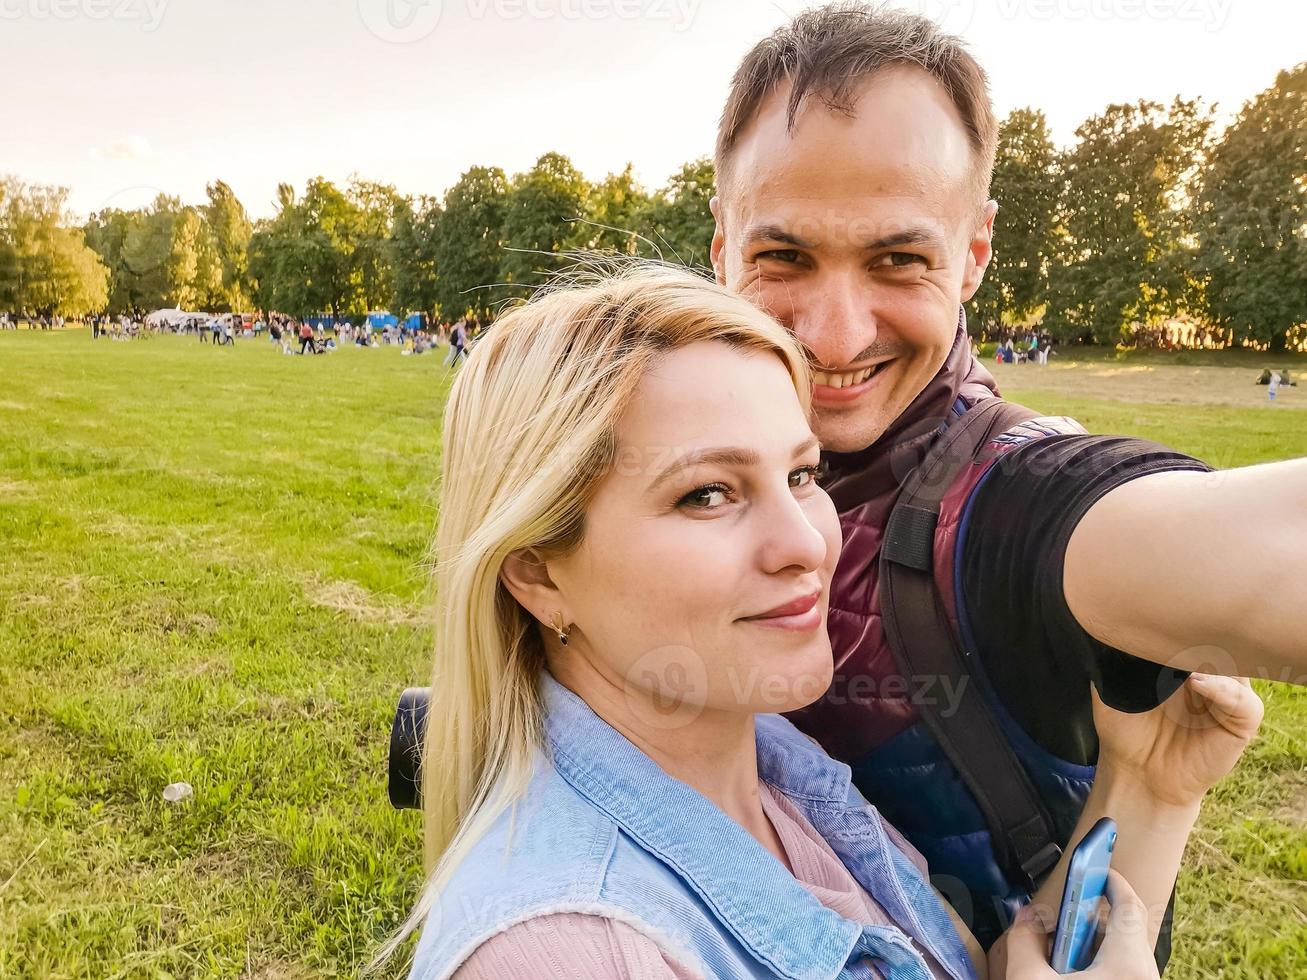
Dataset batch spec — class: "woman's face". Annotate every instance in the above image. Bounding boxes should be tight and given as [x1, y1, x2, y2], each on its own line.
[548, 340, 841, 724]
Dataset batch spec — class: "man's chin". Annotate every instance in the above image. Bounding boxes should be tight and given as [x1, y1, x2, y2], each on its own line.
[812, 405, 894, 454]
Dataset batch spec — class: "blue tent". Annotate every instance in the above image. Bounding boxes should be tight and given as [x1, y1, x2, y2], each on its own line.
[366, 311, 400, 331]
[404, 312, 428, 331]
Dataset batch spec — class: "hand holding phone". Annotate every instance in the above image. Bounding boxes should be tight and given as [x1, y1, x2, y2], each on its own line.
[991, 868, 1159, 980]
[1050, 817, 1117, 973]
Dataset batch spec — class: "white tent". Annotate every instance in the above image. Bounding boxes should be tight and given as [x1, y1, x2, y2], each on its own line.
[146, 308, 209, 327]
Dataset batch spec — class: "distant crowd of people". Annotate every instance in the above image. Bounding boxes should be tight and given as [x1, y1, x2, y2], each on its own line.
[0, 308, 498, 365]
[89, 314, 146, 340]
[0, 312, 67, 330]
[179, 313, 492, 363]
[988, 330, 1057, 365]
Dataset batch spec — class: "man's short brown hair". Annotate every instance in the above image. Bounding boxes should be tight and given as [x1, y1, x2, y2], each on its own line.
[715, 2, 998, 203]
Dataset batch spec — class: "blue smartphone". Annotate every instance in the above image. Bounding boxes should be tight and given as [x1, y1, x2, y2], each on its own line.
[1050, 817, 1117, 973]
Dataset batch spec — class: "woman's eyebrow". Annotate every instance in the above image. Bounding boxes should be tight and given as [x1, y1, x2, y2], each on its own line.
[647, 436, 820, 493]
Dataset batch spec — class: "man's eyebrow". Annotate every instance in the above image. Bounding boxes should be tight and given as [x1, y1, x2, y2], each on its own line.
[741, 224, 816, 249]
[861, 227, 946, 250]
[742, 224, 946, 252]
[648, 436, 821, 493]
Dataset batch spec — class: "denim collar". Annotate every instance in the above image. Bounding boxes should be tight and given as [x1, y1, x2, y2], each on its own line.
[539, 670, 943, 980]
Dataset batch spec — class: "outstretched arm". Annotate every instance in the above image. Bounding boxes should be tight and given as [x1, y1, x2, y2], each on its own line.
[1065, 460, 1307, 683]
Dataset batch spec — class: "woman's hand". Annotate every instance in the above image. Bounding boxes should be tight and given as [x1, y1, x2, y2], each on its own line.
[991, 871, 1157, 979]
[1091, 673, 1263, 808]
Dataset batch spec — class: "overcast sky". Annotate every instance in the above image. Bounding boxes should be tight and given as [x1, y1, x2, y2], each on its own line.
[3, 0, 1303, 219]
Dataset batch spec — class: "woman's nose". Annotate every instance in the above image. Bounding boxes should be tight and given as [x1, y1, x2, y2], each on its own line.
[756, 490, 828, 576]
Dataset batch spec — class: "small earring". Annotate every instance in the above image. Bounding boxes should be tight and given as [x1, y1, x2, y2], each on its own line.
[550, 612, 571, 646]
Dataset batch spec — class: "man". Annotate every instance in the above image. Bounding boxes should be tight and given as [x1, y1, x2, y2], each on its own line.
[709, 2, 1304, 958]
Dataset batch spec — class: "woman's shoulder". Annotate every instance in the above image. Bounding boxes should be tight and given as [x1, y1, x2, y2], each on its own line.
[450, 912, 703, 980]
[410, 761, 717, 980]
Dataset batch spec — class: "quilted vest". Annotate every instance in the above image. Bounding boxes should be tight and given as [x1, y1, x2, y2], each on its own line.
[784, 312, 1096, 947]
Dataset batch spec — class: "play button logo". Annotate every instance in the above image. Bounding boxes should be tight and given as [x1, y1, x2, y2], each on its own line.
[358, 0, 443, 43]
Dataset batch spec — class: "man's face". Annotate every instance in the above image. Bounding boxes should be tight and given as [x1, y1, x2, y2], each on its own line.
[712, 65, 997, 452]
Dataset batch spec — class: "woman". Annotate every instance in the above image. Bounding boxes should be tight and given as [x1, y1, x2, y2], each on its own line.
[400, 265, 1260, 979]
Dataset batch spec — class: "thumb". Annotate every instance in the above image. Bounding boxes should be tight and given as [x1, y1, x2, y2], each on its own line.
[1185, 674, 1264, 740]
[1087, 871, 1158, 977]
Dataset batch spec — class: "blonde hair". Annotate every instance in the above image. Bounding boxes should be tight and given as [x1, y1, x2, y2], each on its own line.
[381, 262, 812, 961]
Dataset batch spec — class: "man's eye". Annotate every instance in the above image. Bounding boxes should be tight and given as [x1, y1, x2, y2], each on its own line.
[874, 252, 925, 268]
[757, 249, 801, 264]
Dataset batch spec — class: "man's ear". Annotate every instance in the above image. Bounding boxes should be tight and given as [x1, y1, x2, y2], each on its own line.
[959, 200, 999, 303]
[710, 195, 727, 285]
[499, 548, 564, 629]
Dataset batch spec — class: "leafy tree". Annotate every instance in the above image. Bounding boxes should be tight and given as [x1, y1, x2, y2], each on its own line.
[390, 195, 442, 318]
[203, 180, 253, 311]
[644, 158, 716, 268]
[1192, 63, 1307, 352]
[348, 178, 403, 313]
[249, 184, 314, 317]
[0, 177, 108, 316]
[573, 164, 655, 256]
[1046, 99, 1212, 344]
[299, 177, 364, 318]
[84, 208, 142, 314]
[248, 178, 368, 318]
[970, 108, 1058, 336]
[433, 166, 509, 320]
[501, 152, 590, 293]
[119, 196, 178, 310]
[117, 194, 221, 311]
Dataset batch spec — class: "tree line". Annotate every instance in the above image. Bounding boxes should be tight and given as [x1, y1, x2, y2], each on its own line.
[1, 62, 1302, 348]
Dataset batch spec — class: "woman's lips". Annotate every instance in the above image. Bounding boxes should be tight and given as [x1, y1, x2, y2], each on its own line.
[740, 590, 823, 632]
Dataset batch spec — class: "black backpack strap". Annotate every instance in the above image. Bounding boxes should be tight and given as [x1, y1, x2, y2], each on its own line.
[879, 398, 1063, 890]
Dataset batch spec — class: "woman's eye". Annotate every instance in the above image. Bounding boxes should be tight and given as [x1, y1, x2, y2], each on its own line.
[789, 464, 824, 489]
[874, 252, 925, 269]
[679, 484, 731, 509]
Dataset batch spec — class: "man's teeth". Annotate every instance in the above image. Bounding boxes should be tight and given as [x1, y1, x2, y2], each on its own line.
[813, 364, 878, 389]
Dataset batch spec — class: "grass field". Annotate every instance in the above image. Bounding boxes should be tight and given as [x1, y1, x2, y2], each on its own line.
[2, 330, 1304, 979]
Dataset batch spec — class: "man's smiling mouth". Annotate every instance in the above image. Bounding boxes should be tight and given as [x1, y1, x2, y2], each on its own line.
[812, 361, 887, 389]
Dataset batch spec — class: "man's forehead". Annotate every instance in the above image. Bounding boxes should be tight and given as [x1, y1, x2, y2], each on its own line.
[722, 65, 974, 220]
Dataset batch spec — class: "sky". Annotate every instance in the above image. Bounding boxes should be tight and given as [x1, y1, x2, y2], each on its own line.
[3, 0, 1304, 220]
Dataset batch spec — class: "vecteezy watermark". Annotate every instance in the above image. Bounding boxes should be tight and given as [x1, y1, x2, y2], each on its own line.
[0, 0, 168, 31]
[991, 0, 1232, 30]
[465, 0, 699, 31]
[900, 0, 978, 35]
[358, 0, 699, 43]
[357, 0, 444, 43]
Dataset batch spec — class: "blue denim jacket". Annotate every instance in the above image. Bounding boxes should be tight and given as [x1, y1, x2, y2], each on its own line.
[409, 670, 977, 980]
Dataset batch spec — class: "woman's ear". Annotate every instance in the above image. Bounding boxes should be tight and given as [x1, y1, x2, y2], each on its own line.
[499, 547, 563, 627]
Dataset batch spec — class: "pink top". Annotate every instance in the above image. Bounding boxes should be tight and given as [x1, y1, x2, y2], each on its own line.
[452, 781, 952, 980]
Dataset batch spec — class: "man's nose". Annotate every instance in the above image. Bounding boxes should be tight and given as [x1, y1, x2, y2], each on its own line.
[792, 270, 877, 369]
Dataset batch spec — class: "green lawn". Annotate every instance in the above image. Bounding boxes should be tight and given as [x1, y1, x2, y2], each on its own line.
[2, 331, 1304, 978]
